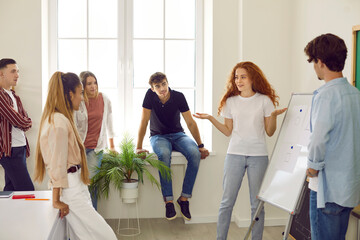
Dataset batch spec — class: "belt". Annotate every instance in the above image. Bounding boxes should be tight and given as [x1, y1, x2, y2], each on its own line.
[67, 164, 81, 173]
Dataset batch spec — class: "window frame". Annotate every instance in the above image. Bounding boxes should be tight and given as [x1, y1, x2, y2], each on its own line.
[47, 0, 208, 148]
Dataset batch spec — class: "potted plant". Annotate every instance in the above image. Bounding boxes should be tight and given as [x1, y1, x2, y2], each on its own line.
[90, 135, 171, 203]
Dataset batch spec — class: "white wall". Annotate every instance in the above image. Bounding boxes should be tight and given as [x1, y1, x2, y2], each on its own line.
[0, 0, 359, 236]
[290, 0, 360, 93]
[0, 0, 46, 190]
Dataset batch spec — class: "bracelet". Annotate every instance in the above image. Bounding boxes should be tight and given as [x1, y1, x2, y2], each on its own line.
[198, 143, 204, 148]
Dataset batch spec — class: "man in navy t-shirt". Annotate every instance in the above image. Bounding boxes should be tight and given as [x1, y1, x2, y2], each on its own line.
[136, 72, 209, 221]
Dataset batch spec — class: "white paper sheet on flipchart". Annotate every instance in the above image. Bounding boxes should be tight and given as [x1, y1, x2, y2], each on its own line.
[276, 144, 302, 173]
[298, 106, 311, 147]
[283, 105, 308, 143]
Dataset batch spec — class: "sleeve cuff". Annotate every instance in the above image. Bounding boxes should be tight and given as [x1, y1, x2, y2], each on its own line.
[307, 158, 325, 170]
[51, 178, 69, 189]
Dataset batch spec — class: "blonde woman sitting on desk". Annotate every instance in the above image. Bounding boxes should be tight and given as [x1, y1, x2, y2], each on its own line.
[34, 72, 117, 240]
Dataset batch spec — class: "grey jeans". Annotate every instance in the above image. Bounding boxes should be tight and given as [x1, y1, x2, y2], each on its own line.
[217, 154, 268, 240]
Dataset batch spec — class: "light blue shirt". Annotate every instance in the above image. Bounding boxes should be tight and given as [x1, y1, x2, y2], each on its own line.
[308, 77, 360, 208]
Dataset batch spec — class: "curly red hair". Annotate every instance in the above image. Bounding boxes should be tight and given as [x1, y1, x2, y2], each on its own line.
[218, 61, 279, 115]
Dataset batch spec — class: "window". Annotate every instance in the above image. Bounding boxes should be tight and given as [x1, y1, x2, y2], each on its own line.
[49, 0, 205, 148]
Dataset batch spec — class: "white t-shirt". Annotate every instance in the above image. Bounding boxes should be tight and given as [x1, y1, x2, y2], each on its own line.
[4, 89, 26, 147]
[221, 93, 274, 156]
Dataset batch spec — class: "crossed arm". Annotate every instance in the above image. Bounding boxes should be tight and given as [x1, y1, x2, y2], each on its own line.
[0, 91, 32, 131]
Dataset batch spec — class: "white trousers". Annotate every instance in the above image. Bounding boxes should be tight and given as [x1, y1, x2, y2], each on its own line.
[61, 170, 117, 240]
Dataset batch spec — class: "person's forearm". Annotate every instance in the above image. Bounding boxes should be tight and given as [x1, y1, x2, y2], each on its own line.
[109, 138, 115, 149]
[188, 122, 202, 145]
[52, 187, 61, 206]
[266, 115, 277, 137]
[52, 187, 69, 219]
[208, 116, 231, 136]
[137, 123, 147, 149]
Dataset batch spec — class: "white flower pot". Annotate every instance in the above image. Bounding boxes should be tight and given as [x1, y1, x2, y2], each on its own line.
[120, 180, 139, 203]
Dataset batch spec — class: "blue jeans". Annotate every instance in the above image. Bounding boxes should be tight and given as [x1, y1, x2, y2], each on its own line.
[309, 190, 353, 240]
[86, 148, 103, 210]
[150, 132, 201, 202]
[0, 146, 34, 191]
[217, 154, 268, 240]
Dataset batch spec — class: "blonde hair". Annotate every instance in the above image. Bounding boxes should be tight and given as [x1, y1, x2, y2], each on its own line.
[34, 72, 90, 185]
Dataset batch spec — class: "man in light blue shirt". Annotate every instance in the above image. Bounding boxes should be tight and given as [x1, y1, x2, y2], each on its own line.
[304, 33, 360, 240]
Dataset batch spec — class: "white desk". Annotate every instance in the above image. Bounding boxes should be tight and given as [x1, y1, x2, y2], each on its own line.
[0, 190, 65, 240]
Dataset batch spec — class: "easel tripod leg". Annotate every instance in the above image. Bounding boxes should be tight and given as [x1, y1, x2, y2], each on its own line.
[282, 180, 307, 239]
[244, 201, 264, 240]
[282, 214, 294, 240]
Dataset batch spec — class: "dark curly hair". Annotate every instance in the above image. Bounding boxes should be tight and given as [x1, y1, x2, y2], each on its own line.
[304, 33, 347, 72]
[149, 72, 167, 87]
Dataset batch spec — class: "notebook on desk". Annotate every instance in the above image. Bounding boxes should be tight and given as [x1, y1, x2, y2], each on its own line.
[0, 191, 14, 198]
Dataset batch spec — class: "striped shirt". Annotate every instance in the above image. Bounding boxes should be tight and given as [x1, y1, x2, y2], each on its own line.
[0, 88, 32, 158]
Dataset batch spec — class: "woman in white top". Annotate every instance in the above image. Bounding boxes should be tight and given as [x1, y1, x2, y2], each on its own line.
[194, 61, 287, 240]
[74, 71, 115, 209]
[34, 72, 117, 240]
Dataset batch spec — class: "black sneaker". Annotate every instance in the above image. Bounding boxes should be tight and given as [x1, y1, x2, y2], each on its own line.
[177, 197, 191, 220]
[165, 202, 177, 220]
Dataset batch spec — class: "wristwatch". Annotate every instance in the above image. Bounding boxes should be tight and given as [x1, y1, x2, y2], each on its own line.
[198, 143, 204, 148]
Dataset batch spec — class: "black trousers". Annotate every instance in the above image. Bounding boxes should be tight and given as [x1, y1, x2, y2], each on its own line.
[0, 146, 34, 191]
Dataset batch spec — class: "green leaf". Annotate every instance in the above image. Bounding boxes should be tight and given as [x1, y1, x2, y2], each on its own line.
[89, 133, 172, 200]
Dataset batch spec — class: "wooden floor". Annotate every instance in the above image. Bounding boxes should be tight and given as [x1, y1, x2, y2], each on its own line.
[106, 218, 285, 240]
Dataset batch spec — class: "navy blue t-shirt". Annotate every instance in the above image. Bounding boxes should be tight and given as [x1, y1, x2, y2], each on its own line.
[142, 88, 190, 136]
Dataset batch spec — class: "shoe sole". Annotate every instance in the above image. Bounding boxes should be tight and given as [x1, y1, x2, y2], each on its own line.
[176, 201, 191, 221]
[166, 214, 177, 221]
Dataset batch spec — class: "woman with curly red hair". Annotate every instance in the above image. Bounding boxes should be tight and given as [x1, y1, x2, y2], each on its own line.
[194, 61, 286, 240]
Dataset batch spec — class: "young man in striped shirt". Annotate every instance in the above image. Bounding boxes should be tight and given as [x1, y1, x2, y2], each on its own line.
[0, 58, 34, 191]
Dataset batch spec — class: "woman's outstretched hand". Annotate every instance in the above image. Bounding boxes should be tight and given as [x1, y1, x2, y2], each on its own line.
[271, 108, 287, 117]
[193, 113, 211, 120]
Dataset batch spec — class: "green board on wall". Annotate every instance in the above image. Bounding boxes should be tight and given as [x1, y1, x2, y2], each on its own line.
[356, 31, 360, 90]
